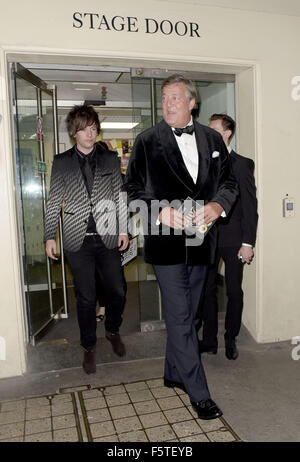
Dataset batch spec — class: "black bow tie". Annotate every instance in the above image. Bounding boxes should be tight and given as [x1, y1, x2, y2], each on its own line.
[174, 125, 194, 137]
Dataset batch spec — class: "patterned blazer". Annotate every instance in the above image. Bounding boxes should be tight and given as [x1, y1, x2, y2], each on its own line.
[44, 145, 127, 252]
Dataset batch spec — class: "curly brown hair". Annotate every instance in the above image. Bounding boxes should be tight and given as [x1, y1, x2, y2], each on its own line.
[66, 104, 100, 137]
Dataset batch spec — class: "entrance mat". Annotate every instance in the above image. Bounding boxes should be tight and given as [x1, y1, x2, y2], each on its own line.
[0, 379, 241, 442]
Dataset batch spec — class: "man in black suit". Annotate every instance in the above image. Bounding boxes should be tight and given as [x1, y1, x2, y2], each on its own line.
[44, 105, 129, 374]
[199, 114, 258, 360]
[124, 75, 238, 420]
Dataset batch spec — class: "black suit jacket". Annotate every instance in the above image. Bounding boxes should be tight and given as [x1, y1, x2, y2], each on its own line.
[217, 149, 258, 248]
[44, 145, 126, 252]
[124, 119, 238, 265]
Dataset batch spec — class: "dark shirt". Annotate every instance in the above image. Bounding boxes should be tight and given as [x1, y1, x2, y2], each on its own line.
[75, 145, 97, 233]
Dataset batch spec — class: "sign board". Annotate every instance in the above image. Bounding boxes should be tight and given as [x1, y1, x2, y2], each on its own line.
[37, 161, 47, 174]
[36, 116, 44, 141]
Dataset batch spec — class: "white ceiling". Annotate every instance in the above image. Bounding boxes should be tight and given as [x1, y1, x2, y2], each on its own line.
[18, 63, 232, 137]
[20, 64, 134, 106]
[20, 63, 233, 107]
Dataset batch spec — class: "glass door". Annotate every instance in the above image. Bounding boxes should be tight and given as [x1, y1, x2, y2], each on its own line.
[41, 88, 66, 321]
[130, 69, 236, 324]
[11, 63, 67, 344]
[131, 73, 164, 330]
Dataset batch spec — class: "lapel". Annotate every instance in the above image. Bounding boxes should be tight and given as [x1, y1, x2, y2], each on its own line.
[70, 147, 113, 202]
[158, 119, 195, 193]
[91, 149, 104, 201]
[157, 119, 211, 194]
[194, 121, 210, 189]
[69, 147, 90, 201]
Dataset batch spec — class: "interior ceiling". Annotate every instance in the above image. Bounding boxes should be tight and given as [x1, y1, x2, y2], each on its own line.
[19, 64, 224, 109]
[18, 63, 231, 133]
[20, 65, 133, 107]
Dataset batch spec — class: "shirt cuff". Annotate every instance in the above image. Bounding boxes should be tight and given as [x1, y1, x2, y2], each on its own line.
[242, 243, 253, 247]
[156, 218, 160, 226]
[221, 211, 226, 218]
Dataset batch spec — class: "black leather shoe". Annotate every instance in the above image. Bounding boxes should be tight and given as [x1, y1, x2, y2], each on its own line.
[191, 399, 223, 420]
[225, 345, 239, 360]
[164, 378, 186, 393]
[199, 342, 218, 355]
[82, 349, 96, 374]
[105, 331, 126, 357]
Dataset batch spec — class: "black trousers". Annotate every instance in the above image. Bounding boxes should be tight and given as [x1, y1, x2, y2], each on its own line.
[153, 264, 210, 403]
[65, 235, 126, 351]
[200, 246, 244, 348]
[96, 272, 106, 308]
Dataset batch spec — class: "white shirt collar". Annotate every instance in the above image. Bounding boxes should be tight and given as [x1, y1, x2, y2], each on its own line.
[227, 145, 232, 153]
[171, 117, 193, 131]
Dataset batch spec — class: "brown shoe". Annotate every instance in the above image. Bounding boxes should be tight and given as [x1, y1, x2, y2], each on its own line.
[105, 332, 126, 357]
[82, 349, 96, 374]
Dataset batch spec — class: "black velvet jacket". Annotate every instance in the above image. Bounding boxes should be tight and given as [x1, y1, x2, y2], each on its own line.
[124, 119, 238, 265]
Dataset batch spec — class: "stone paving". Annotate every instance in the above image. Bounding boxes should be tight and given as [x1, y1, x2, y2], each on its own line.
[0, 378, 241, 442]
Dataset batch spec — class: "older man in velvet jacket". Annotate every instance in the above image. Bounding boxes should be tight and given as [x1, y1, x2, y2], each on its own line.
[124, 75, 238, 420]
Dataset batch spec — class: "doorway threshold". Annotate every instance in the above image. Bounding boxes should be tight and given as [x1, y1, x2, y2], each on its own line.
[26, 330, 167, 375]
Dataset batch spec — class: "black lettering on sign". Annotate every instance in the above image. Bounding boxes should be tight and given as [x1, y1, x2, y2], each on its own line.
[112, 16, 125, 31]
[190, 22, 200, 37]
[73, 12, 83, 28]
[175, 21, 188, 36]
[145, 18, 159, 34]
[83, 13, 99, 30]
[160, 20, 173, 35]
[72, 12, 201, 38]
[98, 15, 111, 30]
[128, 16, 139, 32]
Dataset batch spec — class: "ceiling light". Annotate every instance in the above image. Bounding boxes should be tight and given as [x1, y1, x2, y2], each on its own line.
[74, 88, 91, 91]
[72, 82, 99, 86]
[101, 122, 139, 129]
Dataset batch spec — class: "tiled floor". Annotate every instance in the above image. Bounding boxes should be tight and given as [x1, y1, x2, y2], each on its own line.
[0, 378, 241, 442]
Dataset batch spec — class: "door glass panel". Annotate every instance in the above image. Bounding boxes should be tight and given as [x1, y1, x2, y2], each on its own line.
[155, 79, 163, 124]
[14, 76, 52, 336]
[196, 81, 236, 149]
[131, 75, 163, 327]
[131, 73, 236, 321]
[131, 77, 152, 138]
[41, 90, 64, 315]
[195, 81, 236, 309]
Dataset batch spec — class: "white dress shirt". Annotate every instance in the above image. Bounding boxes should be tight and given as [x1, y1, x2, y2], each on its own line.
[171, 118, 198, 184]
[156, 119, 197, 225]
[157, 119, 228, 224]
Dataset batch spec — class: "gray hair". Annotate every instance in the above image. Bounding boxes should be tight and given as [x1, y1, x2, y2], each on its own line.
[161, 74, 198, 102]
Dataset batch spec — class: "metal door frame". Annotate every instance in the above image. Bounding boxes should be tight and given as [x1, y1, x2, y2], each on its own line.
[10, 63, 68, 344]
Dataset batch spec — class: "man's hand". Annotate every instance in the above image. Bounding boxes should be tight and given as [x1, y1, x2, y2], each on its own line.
[158, 207, 186, 230]
[118, 234, 129, 251]
[45, 239, 58, 260]
[238, 245, 254, 264]
[194, 202, 224, 225]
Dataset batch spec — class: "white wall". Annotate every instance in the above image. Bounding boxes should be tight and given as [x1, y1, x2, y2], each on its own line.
[0, 0, 300, 376]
